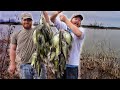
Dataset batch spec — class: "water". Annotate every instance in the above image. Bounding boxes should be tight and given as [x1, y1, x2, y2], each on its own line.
[82, 28, 120, 58]
[0, 24, 120, 58]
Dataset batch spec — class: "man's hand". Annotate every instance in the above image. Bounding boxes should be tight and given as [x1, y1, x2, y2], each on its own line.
[8, 62, 16, 75]
[54, 11, 62, 15]
[50, 11, 63, 23]
[59, 14, 68, 23]
[57, 11, 62, 14]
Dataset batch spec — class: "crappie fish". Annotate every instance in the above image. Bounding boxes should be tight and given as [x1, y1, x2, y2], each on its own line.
[31, 12, 53, 77]
[49, 29, 73, 79]
[63, 30, 72, 45]
[31, 12, 73, 79]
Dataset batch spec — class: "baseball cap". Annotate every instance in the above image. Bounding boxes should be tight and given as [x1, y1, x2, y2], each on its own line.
[21, 12, 33, 20]
[71, 13, 83, 21]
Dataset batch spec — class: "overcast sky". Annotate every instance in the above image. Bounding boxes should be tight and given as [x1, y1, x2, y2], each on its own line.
[0, 11, 120, 27]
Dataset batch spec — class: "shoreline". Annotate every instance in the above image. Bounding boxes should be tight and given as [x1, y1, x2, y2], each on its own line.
[0, 23, 120, 30]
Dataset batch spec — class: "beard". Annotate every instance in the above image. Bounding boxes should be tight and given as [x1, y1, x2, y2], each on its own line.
[23, 25, 32, 30]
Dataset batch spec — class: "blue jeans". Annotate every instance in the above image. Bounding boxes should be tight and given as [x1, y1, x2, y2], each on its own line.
[20, 63, 47, 79]
[61, 64, 78, 79]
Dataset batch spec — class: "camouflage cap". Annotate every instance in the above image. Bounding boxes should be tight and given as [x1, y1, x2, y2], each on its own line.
[21, 12, 33, 20]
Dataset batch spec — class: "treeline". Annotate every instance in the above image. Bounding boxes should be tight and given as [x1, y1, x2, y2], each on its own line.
[81, 25, 120, 30]
[0, 22, 38, 25]
[0, 22, 21, 25]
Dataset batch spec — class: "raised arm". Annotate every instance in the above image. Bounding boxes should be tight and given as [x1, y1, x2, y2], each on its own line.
[60, 14, 83, 37]
[50, 11, 62, 23]
[43, 11, 50, 24]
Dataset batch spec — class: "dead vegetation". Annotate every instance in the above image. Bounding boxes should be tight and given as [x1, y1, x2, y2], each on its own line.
[80, 40, 120, 79]
[0, 24, 19, 79]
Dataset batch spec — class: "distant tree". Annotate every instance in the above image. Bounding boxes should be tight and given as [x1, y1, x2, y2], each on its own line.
[10, 19, 15, 22]
[0, 19, 4, 22]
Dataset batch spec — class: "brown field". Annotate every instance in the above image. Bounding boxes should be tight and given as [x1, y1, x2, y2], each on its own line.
[80, 46, 120, 79]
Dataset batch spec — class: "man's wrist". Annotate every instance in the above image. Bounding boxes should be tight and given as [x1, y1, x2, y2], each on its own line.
[64, 19, 69, 24]
[55, 11, 60, 15]
[55, 12, 59, 16]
